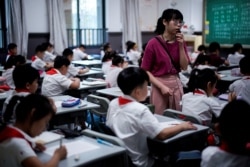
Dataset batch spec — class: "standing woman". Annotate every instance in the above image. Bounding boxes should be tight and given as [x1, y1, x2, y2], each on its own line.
[141, 9, 189, 114]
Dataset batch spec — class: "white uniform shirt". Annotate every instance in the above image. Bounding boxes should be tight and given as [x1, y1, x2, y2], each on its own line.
[182, 89, 225, 125]
[227, 52, 245, 65]
[42, 69, 72, 96]
[73, 48, 88, 61]
[106, 95, 164, 167]
[2, 68, 15, 89]
[127, 50, 141, 66]
[229, 77, 250, 96]
[101, 61, 112, 75]
[66, 64, 79, 78]
[105, 66, 122, 87]
[201, 146, 250, 167]
[240, 82, 250, 105]
[43, 51, 56, 63]
[31, 56, 46, 77]
[0, 126, 36, 167]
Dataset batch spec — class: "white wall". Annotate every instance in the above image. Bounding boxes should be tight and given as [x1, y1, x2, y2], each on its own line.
[23, 0, 49, 33]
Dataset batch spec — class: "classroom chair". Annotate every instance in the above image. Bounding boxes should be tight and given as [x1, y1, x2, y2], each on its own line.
[163, 109, 203, 125]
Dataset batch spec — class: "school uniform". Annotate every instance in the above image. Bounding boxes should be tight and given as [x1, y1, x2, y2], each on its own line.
[105, 66, 123, 87]
[73, 48, 88, 61]
[240, 82, 250, 105]
[106, 95, 165, 167]
[182, 89, 224, 125]
[43, 51, 56, 63]
[201, 146, 250, 167]
[0, 126, 36, 167]
[227, 52, 245, 65]
[229, 76, 250, 96]
[2, 68, 15, 89]
[31, 56, 46, 77]
[127, 50, 141, 66]
[42, 68, 72, 96]
[101, 61, 112, 75]
[66, 64, 80, 78]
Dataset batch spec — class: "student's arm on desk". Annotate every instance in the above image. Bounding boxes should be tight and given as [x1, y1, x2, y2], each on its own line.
[69, 77, 80, 89]
[22, 146, 67, 167]
[156, 122, 197, 140]
[78, 67, 89, 74]
[146, 71, 172, 96]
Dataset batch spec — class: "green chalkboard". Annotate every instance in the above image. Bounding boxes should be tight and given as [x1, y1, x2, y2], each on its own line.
[204, 0, 250, 47]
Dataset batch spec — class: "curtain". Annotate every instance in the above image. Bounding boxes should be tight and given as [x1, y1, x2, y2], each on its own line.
[120, 0, 142, 53]
[47, 0, 68, 55]
[7, 0, 28, 56]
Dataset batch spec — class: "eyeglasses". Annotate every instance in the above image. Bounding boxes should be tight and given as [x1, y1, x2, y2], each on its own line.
[172, 19, 185, 26]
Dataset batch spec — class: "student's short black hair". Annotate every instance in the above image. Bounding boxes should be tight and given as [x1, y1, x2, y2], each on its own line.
[54, 56, 70, 69]
[192, 53, 211, 68]
[218, 99, 250, 155]
[35, 44, 46, 53]
[13, 64, 40, 89]
[4, 55, 26, 70]
[232, 43, 243, 53]
[187, 68, 217, 93]
[62, 48, 73, 57]
[42, 42, 53, 49]
[126, 41, 136, 53]
[112, 55, 124, 66]
[7, 43, 17, 50]
[102, 50, 117, 62]
[79, 44, 86, 49]
[198, 45, 206, 52]
[209, 42, 220, 53]
[117, 67, 149, 95]
[103, 43, 111, 51]
[239, 56, 250, 75]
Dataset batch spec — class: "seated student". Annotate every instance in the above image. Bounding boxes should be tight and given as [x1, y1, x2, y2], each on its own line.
[229, 56, 250, 97]
[73, 44, 88, 61]
[31, 45, 53, 77]
[100, 42, 112, 60]
[4, 43, 17, 64]
[42, 56, 80, 97]
[62, 48, 89, 78]
[2, 64, 40, 118]
[106, 67, 197, 167]
[0, 94, 67, 167]
[192, 53, 216, 70]
[126, 41, 141, 66]
[42, 42, 56, 63]
[2, 55, 26, 89]
[181, 68, 227, 126]
[227, 43, 245, 65]
[201, 100, 250, 167]
[101, 51, 116, 75]
[208, 42, 229, 68]
[105, 55, 127, 87]
[190, 44, 206, 64]
[138, 42, 147, 67]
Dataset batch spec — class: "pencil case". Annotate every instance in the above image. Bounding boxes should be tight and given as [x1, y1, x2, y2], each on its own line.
[61, 98, 81, 107]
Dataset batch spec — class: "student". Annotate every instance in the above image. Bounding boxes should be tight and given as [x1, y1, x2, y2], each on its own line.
[2, 55, 26, 89]
[42, 56, 80, 97]
[126, 41, 141, 66]
[138, 42, 147, 67]
[101, 51, 116, 75]
[62, 48, 89, 78]
[192, 53, 216, 70]
[0, 94, 67, 167]
[227, 43, 245, 65]
[105, 55, 126, 87]
[182, 68, 226, 126]
[208, 42, 229, 67]
[73, 44, 88, 61]
[190, 44, 206, 64]
[201, 100, 250, 167]
[31, 45, 53, 77]
[2, 64, 40, 119]
[106, 67, 196, 167]
[228, 56, 250, 98]
[5, 43, 17, 63]
[42, 42, 56, 63]
[100, 42, 112, 59]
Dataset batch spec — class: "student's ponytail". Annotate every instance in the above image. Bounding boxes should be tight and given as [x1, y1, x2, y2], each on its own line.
[187, 68, 200, 92]
[154, 17, 164, 35]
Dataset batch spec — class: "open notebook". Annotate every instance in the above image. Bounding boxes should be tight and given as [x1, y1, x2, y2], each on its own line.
[32, 131, 64, 144]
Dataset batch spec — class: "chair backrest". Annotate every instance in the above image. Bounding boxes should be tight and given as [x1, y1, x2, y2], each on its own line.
[86, 94, 110, 116]
[163, 109, 203, 125]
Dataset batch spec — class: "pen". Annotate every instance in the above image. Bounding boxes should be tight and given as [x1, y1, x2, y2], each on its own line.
[97, 138, 114, 147]
[59, 137, 62, 147]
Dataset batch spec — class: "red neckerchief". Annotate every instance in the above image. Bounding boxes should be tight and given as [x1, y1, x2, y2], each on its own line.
[15, 88, 30, 93]
[0, 126, 32, 148]
[46, 68, 58, 75]
[194, 89, 206, 95]
[31, 56, 36, 62]
[118, 96, 133, 105]
[220, 141, 250, 153]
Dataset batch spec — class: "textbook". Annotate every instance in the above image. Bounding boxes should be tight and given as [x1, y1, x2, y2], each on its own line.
[33, 131, 64, 144]
[82, 80, 107, 86]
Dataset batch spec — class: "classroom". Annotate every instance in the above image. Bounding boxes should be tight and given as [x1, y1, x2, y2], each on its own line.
[0, 0, 250, 167]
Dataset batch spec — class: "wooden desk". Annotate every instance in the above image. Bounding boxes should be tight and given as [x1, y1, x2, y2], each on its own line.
[147, 114, 209, 158]
[38, 135, 128, 167]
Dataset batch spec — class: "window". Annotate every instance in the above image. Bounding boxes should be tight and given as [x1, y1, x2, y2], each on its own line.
[0, 0, 7, 49]
[64, 0, 107, 47]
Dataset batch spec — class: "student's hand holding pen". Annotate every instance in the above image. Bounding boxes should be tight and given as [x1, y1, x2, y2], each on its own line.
[54, 145, 67, 160]
[34, 142, 46, 152]
[228, 92, 236, 102]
